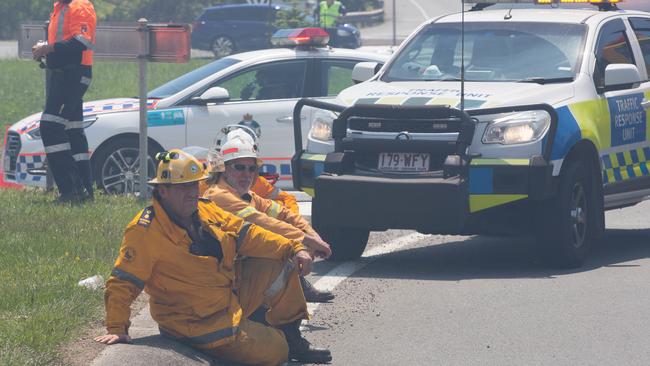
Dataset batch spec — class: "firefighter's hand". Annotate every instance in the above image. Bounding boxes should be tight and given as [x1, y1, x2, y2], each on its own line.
[32, 43, 54, 59]
[293, 250, 313, 276]
[302, 234, 332, 259]
[94, 334, 132, 345]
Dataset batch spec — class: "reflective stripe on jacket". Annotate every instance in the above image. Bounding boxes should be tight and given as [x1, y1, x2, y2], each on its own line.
[48, 0, 96, 66]
[251, 176, 299, 214]
[202, 178, 317, 242]
[104, 198, 304, 348]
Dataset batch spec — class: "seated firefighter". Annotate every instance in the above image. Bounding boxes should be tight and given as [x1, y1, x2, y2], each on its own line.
[202, 127, 335, 303]
[94, 149, 332, 365]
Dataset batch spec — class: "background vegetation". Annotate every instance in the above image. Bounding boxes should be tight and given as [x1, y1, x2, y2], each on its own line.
[0, 0, 382, 40]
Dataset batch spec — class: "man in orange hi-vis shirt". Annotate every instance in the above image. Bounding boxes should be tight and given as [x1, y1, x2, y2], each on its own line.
[32, 0, 96, 204]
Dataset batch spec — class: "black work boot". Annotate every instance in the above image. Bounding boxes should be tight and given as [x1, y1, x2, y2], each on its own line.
[280, 320, 332, 364]
[300, 276, 335, 303]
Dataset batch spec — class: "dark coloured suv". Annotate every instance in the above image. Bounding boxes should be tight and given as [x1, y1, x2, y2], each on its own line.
[191, 4, 361, 58]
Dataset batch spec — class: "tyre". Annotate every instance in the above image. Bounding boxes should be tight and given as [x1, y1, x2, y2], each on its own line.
[318, 227, 370, 261]
[536, 159, 597, 268]
[211, 36, 235, 58]
[92, 136, 162, 196]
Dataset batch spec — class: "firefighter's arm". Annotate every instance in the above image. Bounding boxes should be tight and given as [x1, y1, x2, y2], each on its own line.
[101, 226, 155, 338]
[270, 199, 316, 236]
[236, 221, 306, 261]
[275, 190, 299, 214]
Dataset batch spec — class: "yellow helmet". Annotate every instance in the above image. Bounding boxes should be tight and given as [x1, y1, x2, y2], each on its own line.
[148, 149, 209, 185]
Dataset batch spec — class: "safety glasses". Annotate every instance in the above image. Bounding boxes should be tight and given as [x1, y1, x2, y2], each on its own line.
[231, 164, 258, 173]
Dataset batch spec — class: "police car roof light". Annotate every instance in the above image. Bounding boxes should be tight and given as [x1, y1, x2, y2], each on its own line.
[271, 28, 330, 47]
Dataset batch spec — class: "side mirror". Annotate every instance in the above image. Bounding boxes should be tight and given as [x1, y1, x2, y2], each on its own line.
[192, 87, 230, 104]
[352, 62, 382, 83]
[603, 64, 642, 92]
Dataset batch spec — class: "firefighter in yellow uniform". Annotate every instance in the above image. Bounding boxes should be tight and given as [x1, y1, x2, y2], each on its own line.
[94, 149, 332, 365]
[202, 129, 335, 302]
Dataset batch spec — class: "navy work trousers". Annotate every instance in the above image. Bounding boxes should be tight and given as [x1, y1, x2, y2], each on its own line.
[40, 65, 93, 198]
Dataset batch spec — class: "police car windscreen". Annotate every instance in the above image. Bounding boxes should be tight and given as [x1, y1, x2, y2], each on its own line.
[148, 57, 241, 99]
[382, 22, 587, 83]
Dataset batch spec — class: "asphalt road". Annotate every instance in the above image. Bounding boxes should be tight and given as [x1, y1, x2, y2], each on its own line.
[302, 201, 650, 366]
[91, 199, 650, 365]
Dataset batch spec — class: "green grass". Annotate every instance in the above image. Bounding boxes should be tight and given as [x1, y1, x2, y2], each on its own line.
[0, 189, 143, 365]
[0, 59, 211, 142]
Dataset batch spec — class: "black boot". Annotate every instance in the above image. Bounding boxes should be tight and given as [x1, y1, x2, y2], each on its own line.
[280, 320, 332, 364]
[300, 276, 334, 303]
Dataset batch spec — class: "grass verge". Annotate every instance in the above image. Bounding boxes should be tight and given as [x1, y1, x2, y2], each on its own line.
[0, 188, 143, 365]
[0, 58, 211, 142]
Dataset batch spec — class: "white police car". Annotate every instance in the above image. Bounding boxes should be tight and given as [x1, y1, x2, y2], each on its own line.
[292, 0, 650, 266]
[2, 28, 387, 194]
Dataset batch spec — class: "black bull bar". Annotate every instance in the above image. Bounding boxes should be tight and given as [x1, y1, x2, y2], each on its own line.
[291, 98, 559, 190]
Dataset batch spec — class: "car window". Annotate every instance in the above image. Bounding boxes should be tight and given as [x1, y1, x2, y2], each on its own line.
[215, 60, 308, 101]
[594, 19, 636, 88]
[320, 60, 359, 96]
[205, 9, 224, 22]
[383, 22, 586, 82]
[630, 17, 650, 78]
[149, 58, 241, 99]
[223, 7, 270, 22]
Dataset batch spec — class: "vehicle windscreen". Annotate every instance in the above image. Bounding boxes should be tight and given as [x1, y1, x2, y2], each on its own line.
[382, 22, 587, 83]
[148, 58, 241, 98]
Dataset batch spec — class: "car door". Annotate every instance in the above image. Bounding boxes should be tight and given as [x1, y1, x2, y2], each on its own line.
[594, 18, 650, 193]
[185, 59, 309, 185]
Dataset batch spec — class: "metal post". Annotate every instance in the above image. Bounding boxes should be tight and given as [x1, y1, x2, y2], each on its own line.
[43, 21, 55, 192]
[138, 18, 149, 200]
[392, 0, 397, 46]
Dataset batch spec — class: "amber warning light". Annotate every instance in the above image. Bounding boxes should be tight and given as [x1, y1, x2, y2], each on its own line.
[271, 28, 330, 47]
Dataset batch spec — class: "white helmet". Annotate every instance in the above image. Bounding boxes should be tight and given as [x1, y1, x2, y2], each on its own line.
[208, 125, 261, 173]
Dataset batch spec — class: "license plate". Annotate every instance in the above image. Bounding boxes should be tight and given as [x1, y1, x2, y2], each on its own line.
[378, 152, 430, 172]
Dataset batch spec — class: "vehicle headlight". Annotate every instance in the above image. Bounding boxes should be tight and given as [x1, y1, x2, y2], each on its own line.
[482, 110, 551, 145]
[309, 112, 335, 142]
[337, 29, 352, 37]
[25, 115, 99, 140]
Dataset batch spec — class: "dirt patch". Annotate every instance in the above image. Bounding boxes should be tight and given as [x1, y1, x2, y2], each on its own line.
[59, 293, 149, 366]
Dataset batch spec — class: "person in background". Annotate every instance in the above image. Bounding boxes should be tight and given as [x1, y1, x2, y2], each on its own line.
[32, 0, 96, 203]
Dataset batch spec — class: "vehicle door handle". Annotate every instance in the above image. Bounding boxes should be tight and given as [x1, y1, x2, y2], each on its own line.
[276, 115, 305, 123]
[642, 99, 650, 109]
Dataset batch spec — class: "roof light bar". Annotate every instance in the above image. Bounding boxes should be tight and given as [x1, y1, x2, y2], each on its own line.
[271, 28, 330, 47]
[465, 0, 621, 3]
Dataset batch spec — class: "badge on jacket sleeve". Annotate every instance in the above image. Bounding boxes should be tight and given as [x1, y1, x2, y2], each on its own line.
[137, 206, 154, 227]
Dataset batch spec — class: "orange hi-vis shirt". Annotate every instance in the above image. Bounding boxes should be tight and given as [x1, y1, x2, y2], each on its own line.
[48, 0, 96, 66]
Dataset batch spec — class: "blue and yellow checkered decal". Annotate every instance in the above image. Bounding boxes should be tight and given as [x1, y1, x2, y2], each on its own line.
[601, 147, 650, 184]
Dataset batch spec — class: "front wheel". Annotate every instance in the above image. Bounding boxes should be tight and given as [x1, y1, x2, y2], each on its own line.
[318, 227, 370, 261]
[536, 159, 596, 268]
[92, 137, 161, 196]
[212, 36, 235, 58]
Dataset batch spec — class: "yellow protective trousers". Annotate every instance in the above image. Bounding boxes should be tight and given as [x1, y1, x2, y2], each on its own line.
[198, 257, 307, 366]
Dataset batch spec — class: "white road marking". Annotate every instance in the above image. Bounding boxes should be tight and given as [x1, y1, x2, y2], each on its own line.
[305, 233, 428, 315]
[410, 0, 431, 21]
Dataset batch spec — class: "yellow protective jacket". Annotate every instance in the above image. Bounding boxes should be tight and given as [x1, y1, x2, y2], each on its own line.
[251, 176, 299, 215]
[104, 197, 305, 348]
[203, 178, 316, 242]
